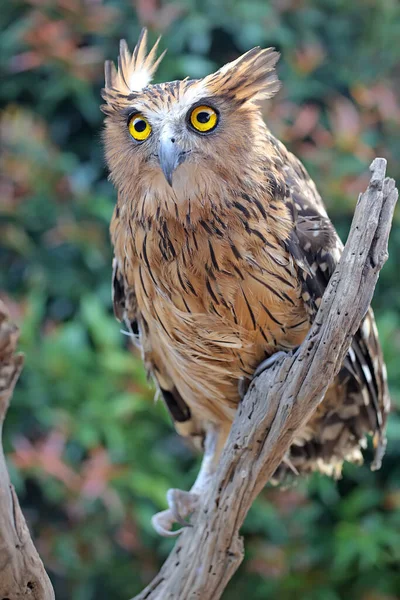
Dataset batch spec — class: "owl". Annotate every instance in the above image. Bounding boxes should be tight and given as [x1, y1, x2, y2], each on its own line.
[102, 29, 389, 535]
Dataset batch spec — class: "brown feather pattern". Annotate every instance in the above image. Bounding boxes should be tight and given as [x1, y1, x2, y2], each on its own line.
[103, 30, 390, 479]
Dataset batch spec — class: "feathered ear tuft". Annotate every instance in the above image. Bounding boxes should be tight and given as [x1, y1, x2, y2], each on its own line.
[203, 47, 280, 104]
[102, 28, 166, 109]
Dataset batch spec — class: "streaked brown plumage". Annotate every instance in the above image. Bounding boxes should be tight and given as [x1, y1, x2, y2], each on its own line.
[102, 30, 389, 532]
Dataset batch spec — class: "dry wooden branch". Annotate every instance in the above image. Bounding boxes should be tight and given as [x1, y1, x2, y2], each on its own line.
[0, 301, 55, 599]
[133, 158, 398, 600]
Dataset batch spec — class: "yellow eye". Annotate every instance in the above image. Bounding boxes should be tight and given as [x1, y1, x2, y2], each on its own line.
[189, 105, 218, 133]
[128, 113, 152, 142]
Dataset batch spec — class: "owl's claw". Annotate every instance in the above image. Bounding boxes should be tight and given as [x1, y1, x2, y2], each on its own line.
[253, 350, 289, 378]
[151, 488, 200, 537]
[151, 509, 182, 537]
[238, 376, 251, 399]
[238, 351, 290, 399]
[167, 488, 199, 525]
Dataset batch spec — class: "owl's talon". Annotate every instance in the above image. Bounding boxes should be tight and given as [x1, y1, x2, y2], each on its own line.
[238, 376, 251, 399]
[253, 351, 289, 378]
[239, 352, 289, 399]
[152, 489, 200, 536]
[167, 488, 199, 524]
[151, 509, 185, 537]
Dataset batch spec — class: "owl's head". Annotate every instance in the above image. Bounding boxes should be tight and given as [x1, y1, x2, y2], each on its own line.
[102, 29, 280, 201]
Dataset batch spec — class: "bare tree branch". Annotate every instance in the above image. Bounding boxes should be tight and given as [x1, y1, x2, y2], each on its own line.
[0, 301, 55, 599]
[133, 158, 398, 600]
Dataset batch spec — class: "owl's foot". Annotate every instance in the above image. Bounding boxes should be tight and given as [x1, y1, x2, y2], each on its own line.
[253, 350, 289, 378]
[151, 489, 200, 537]
[238, 376, 251, 399]
[151, 425, 224, 537]
[238, 351, 290, 399]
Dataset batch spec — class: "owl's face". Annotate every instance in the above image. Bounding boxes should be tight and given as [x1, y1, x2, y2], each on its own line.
[102, 30, 280, 200]
[104, 81, 265, 195]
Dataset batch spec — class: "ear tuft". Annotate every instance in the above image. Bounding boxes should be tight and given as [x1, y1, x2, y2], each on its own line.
[102, 28, 166, 105]
[203, 47, 280, 103]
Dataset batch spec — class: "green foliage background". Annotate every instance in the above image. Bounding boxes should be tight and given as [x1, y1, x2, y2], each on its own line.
[1, 1, 400, 598]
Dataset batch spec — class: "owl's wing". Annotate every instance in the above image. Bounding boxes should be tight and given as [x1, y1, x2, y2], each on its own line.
[284, 164, 389, 468]
[112, 257, 138, 336]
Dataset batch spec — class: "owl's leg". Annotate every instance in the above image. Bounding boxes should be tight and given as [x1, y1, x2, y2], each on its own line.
[151, 423, 228, 537]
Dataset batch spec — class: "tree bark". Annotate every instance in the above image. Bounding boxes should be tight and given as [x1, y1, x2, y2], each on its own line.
[133, 158, 398, 600]
[0, 301, 55, 599]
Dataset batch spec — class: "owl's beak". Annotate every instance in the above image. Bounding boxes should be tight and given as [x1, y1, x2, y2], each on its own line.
[158, 138, 187, 187]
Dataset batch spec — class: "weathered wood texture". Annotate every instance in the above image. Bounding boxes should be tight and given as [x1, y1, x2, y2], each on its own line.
[133, 159, 398, 600]
[0, 301, 55, 599]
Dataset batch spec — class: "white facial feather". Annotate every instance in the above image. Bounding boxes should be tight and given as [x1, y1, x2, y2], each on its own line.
[128, 82, 208, 129]
[129, 68, 152, 92]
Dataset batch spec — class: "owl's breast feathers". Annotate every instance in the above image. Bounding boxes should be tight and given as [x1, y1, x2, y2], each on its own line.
[111, 133, 389, 476]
